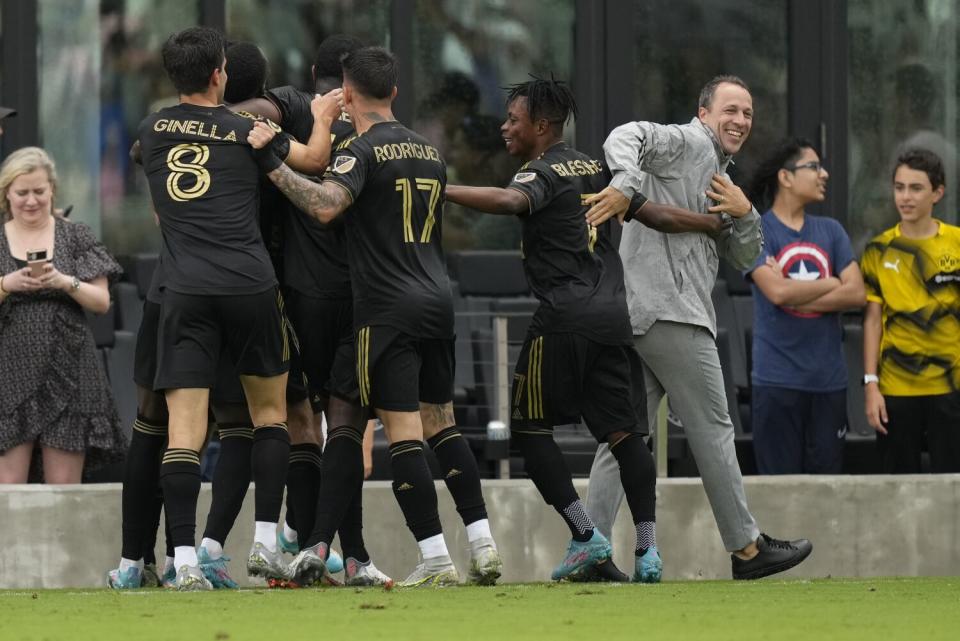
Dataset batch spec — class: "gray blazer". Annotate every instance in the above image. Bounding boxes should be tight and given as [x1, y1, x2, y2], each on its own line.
[604, 117, 763, 337]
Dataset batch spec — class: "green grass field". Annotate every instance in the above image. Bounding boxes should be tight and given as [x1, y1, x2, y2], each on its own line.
[3, 578, 959, 641]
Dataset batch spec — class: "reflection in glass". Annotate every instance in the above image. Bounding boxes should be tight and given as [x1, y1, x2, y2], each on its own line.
[39, 0, 198, 252]
[848, 0, 958, 254]
[633, 0, 787, 190]
[413, 0, 575, 250]
[226, 0, 389, 91]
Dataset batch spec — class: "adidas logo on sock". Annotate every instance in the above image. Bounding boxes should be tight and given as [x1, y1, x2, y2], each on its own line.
[445, 468, 462, 479]
[397, 482, 414, 491]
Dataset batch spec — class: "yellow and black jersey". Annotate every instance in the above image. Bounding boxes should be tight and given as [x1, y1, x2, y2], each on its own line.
[506, 141, 633, 346]
[138, 103, 275, 296]
[324, 121, 453, 339]
[266, 85, 352, 299]
[861, 221, 960, 395]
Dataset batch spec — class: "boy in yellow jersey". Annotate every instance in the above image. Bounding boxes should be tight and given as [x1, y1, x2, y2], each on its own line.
[861, 149, 960, 472]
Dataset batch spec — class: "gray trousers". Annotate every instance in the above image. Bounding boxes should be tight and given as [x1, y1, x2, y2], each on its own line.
[586, 320, 759, 552]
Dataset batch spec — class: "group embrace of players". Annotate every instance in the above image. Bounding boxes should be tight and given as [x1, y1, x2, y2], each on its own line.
[106, 25, 752, 592]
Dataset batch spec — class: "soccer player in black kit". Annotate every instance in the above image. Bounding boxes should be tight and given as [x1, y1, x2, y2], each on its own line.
[135, 27, 336, 590]
[446, 78, 730, 582]
[249, 47, 501, 587]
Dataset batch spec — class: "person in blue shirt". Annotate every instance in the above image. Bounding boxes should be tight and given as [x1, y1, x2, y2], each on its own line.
[746, 137, 866, 473]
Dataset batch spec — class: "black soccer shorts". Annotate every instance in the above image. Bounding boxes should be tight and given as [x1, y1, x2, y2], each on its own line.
[354, 325, 454, 412]
[154, 287, 290, 391]
[510, 332, 647, 440]
[285, 290, 359, 407]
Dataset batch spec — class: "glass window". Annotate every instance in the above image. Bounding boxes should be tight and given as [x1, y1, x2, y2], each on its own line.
[412, 0, 576, 251]
[848, 0, 958, 253]
[226, 0, 389, 91]
[633, 0, 788, 189]
[37, 0, 199, 252]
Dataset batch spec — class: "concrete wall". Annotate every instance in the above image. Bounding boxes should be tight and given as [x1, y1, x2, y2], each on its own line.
[2, 475, 959, 588]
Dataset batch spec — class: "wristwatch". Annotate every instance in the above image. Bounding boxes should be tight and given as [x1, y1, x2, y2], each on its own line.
[70, 276, 81, 291]
[862, 374, 879, 386]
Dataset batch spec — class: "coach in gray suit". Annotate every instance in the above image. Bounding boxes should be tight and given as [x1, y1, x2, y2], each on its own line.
[583, 75, 812, 580]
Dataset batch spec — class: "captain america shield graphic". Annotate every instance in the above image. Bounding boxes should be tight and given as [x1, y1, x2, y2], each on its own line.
[775, 242, 832, 318]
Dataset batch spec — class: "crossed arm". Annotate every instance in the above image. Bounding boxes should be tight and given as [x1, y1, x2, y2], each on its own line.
[751, 259, 865, 311]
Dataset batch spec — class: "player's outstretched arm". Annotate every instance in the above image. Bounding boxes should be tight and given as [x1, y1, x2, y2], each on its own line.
[248, 120, 350, 223]
[632, 200, 731, 237]
[446, 184, 528, 216]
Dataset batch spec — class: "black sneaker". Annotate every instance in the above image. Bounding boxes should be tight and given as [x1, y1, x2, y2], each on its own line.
[731, 533, 812, 580]
[566, 557, 631, 583]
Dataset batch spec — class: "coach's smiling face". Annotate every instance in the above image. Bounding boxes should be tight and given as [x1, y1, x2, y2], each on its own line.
[698, 82, 753, 156]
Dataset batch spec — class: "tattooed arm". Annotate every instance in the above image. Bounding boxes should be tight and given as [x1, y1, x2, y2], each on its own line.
[265, 163, 352, 224]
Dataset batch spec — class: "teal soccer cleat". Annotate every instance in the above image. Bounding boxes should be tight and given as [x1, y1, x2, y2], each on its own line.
[106, 566, 143, 590]
[198, 547, 239, 589]
[634, 546, 663, 583]
[551, 530, 613, 581]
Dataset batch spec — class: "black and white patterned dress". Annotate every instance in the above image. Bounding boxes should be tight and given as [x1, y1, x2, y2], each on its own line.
[0, 217, 127, 468]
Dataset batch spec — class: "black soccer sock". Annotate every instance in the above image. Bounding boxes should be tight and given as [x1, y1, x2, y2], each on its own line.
[251, 424, 291, 523]
[513, 429, 594, 542]
[389, 440, 443, 542]
[609, 433, 657, 554]
[201, 423, 253, 545]
[306, 425, 365, 549]
[158, 449, 202, 549]
[121, 417, 167, 561]
[164, 511, 174, 559]
[338, 485, 370, 563]
[285, 443, 323, 541]
[427, 427, 488, 526]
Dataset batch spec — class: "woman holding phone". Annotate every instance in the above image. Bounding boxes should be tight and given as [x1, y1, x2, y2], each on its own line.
[0, 146, 125, 483]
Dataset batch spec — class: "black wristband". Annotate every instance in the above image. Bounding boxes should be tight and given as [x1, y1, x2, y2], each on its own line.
[252, 133, 291, 174]
[624, 191, 649, 222]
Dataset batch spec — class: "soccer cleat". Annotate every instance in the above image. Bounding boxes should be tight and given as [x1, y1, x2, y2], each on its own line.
[247, 542, 292, 582]
[175, 565, 213, 591]
[277, 530, 299, 556]
[731, 533, 813, 580]
[466, 538, 502, 585]
[565, 557, 630, 583]
[198, 547, 239, 589]
[326, 548, 344, 574]
[551, 530, 613, 581]
[398, 556, 459, 588]
[634, 546, 663, 583]
[287, 542, 329, 587]
[142, 563, 162, 588]
[161, 563, 177, 588]
[106, 566, 142, 590]
[344, 557, 394, 588]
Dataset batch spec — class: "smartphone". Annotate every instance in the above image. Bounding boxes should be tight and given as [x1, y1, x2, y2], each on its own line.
[26, 248, 48, 279]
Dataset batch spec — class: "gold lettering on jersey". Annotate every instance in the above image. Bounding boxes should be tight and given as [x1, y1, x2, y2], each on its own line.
[165, 143, 212, 202]
[550, 159, 603, 177]
[153, 118, 237, 142]
[373, 142, 441, 164]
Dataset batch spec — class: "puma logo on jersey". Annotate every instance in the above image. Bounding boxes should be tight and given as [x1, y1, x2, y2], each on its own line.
[883, 259, 900, 273]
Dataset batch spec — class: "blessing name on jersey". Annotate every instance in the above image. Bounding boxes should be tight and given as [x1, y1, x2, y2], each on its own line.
[373, 141, 441, 164]
[152, 118, 238, 141]
[549, 159, 603, 177]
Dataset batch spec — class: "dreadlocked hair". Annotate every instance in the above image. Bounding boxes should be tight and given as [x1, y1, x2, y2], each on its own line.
[505, 75, 578, 127]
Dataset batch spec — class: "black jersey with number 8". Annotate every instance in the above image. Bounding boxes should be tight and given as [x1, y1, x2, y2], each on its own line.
[138, 103, 276, 296]
[324, 121, 453, 339]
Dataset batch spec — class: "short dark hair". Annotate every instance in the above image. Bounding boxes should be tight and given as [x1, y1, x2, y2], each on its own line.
[162, 27, 225, 95]
[341, 47, 398, 101]
[505, 76, 578, 128]
[224, 41, 267, 103]
[893, 148, 945, 189]
[747, 137, 817, 211]
[698, 74, 751, 109]
[313, 34, 364, 83]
